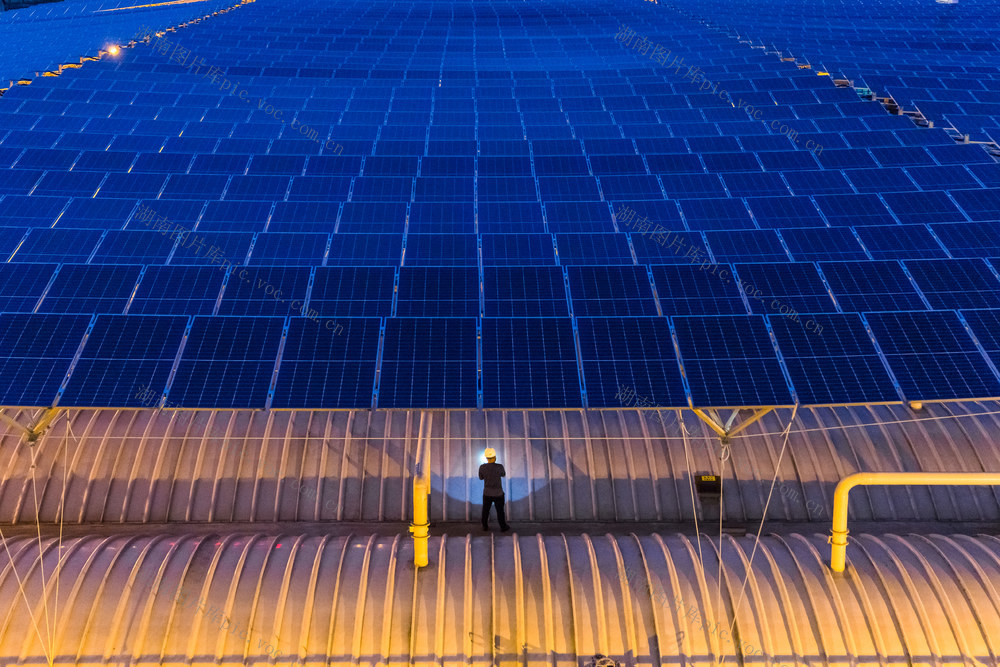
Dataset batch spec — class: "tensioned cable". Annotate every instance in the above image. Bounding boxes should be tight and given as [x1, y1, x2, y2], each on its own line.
[53, 410, 73, 667]
[19, 404, 999, 442]
[679, 416, 704, 571]
[28, 427, 54, 662]
[0, 426, 54, 666]
[719, 403, 799, 666]
[715, 440, 729, 661]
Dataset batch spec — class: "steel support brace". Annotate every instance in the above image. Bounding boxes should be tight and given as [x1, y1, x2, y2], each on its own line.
[0, 408, 62, 442]
[690, 407, 775, 441]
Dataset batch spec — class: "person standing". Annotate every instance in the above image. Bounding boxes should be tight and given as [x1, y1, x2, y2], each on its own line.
[479, 448, 510, 532]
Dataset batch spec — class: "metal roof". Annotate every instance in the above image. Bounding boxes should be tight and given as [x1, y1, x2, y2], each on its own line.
[1, 529, 999, 666]
[3, 403, 1000, 524]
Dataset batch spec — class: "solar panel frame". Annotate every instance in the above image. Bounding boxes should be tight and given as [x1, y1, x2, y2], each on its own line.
[378, 317, 477, 408]
[168, 315, 284, 409]
[59, 314, 188, 407]
[768, 312, 899, 405]
[576, 316, 688, 408]
[481, 317, 583, 408]
[272, 317, 380, 409]
[567, 265, 659, 317]
[865, 310, 1000, 402]
[673, 314, 796, 408]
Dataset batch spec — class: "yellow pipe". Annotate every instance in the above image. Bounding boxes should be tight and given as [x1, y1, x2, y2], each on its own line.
[409, 411, 431, 568]
[410, 475, 429, 567]
[830, 472, 1000, 572]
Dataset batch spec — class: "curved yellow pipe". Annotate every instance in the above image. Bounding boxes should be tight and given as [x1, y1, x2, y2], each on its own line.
[830, 472, 1000, 572]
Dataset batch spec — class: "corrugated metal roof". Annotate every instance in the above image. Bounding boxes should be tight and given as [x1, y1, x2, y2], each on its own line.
[2, 403, 1000, 524]
[1, 530, 998, 666]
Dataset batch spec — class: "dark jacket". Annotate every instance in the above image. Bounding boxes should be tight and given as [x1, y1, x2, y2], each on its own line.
[479, 462, 506, 497]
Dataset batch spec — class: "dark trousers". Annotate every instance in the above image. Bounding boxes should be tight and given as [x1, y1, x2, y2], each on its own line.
[482, 495, 508, 529]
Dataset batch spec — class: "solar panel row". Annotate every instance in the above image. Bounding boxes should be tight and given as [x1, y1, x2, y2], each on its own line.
[2, 261, 996, 318]
[2, 0, 999, 412]
[2, 309, 999, 409]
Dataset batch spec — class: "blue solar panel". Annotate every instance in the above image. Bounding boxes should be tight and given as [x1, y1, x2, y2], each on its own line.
[745, 196, 825, 228]
[217, 266, 311, 317]
[484, 266, 569, 318]
[769, 312, 898, 405]
[904, 259, 1000, 310]
[60, 315, 188, 407]
[0, 313, 91, 407]
[819, 260, 925, 312]
[0, 262, 56, 312]
[409, 202, 475, 233]
[0, 195, 66, 226]
[576, 317, 687, 408]
[866, 311, 1000, 401]
[567, 266, 658, 317]
[309, 267, 395, 318]
[555, 233, 633, 265]
[481, 234, 556, 266]
[478, 202, 545, 234]
[778, 229, 866, 265]
[57, 198, 137, 229]
[931, 222, 1000, 259]
[129, 265, 226, 316]
[853, 225, 949, 261]
[379, 317, 477, 408]
[404, 234, 478, 266]
[168, 316, 284, 409]
[397, 267, 479, 317]
[335, 202, 405, 234]
[90, 231, 178, 265]
[167, 231, 254, 267]
[651, 264, 747, 316]
[673, 315, 795, 407]
[734, 263, 838, 315]
[707, 230, 789, 264]
[326, 234, 403, 266]
[678, 198, 755, 230]
[881, 191, 968, 225]
[482, 318, 582, 408]
[197, 201, 271, 233]
[247, 232, 329, 265]
[36, 265, 142, 314]
[951, 188, 1000, 222]
[9, 228, 103, 263]
[961, 309, 1000, 372]
[272, 317, 378, 409]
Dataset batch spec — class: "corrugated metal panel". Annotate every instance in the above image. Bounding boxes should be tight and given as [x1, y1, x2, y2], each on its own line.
[0, 531, 998, 666]
[2, 403, 1000, 524]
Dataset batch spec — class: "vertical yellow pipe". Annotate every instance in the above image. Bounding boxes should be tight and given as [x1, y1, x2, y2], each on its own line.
[829, 472, 1000, 572]
[410, 411, 431, 568]
[411, 475, 429, 567]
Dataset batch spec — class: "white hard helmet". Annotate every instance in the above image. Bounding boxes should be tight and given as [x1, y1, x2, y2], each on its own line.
[484, 447, 496, 460]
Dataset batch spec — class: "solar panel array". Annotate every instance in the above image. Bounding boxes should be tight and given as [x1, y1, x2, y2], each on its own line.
[684, 0, 1000, 144]
[1, 0, 999, 409]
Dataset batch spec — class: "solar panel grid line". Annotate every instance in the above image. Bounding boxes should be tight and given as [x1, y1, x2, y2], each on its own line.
[47, 313, 97, 408]
[762, 313, 800, 405]
[263, 316, 290, 410]
[955, 310, 1000, 388]
[476, 316, 483, 409]
[644, 265, 665, 317]
[862, 310, 1000, 402]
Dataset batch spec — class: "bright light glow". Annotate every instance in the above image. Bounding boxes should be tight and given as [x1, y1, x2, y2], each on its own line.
[107, 45, 121, 56]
